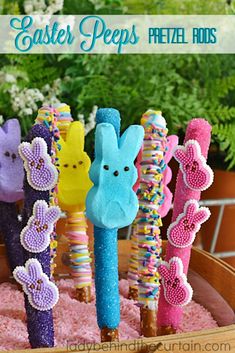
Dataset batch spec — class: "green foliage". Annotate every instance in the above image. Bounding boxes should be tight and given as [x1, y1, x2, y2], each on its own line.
[0, 0, 234, 168]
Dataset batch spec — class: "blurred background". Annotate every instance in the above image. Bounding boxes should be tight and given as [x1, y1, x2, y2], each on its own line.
[0, 0, 234, 266]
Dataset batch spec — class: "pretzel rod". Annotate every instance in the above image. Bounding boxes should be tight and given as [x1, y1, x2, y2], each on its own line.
[56, 103, 92, 302]
[157, 118, 212, 334]
[86, 108, 144, 342]
[21, 123, 55, 348]
[35, 107, 60, 278]
[128, 116, 178, 302]
[66, 211, 92, 302]
[90, 109, 121, 342]
[135, 110, 168, 337]
[0, 202, 23, 271]
[127, 222, 138, 300]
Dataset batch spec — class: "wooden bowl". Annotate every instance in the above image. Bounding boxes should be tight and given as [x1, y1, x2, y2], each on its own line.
[0, 240, 235, 353]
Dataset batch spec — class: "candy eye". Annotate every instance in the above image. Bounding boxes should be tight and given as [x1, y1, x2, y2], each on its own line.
[113, 170, 119, 176]
[78, 161, 83, 165]
[43, 224, 48, 230]
[63, 164, 69, 168]
[39, 158, 44, 164]
[4, 151, 10, 157]
[30, 161, 35, 167]
[193, 161, 198, 167]
[34, 220, 40, 226]
[185, 164, 190, 170]
[37, 279, 42, 284]
[29, 284, 35, 289]
[12, 153, 17, 160]
[124, 166, 129, 171]
[167, 280, 171, 286]
[174, 278, 180, 284]
[73, 165, 77, 169]
[103, 165, 109, 170]
[183, 219, 188, 225]
[191, 223, 195, 230]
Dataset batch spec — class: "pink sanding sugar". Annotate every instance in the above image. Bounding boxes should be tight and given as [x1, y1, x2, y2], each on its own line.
[0, 279, 217, 351]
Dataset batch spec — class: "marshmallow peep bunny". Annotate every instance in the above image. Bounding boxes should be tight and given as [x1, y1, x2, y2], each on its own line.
[174, 140, 213, 191]
[168, 199, 210, 248]
[13, 258, 59, 311]
[57, 121, 92, 212]
[0, 119, 24, 202]
[86, 122, 144, 229]
[19, 137, 58, 191]
[20, 200, 61, 253]
[158, 257, 192, 306]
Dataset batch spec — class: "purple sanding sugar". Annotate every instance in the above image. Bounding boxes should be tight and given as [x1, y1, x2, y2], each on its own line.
[22, 123, 54, 348]
[0, 201, 23, 271]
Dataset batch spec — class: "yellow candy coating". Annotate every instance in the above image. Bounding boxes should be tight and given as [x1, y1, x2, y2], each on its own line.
[57, 121, 92, 212]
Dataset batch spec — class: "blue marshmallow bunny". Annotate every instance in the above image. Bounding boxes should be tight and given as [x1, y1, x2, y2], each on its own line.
[86, 122, 144, 229]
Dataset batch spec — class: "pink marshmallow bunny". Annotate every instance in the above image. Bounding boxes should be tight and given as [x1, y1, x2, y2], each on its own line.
[158, 257, 192, 306]
[20, 200, 61, 253]
[167, 200, 210, 248]
[174, 139, 213, 191]
[13, 258, 59, 311]
[19, 137, 58, 191]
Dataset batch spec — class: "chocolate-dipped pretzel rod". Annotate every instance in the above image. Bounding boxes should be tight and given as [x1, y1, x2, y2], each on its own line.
[35, 106, 61, 278]
[15, 124, 59, 348]
[136, 110, 168, 337]
[157, 118, 213, 335]
[128, 113, 178, 303]
[56, 108, 93, 302]
[86, 108, 144, 342]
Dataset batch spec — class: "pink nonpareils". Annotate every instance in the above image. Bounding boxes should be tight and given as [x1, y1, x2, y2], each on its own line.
[174, 140, 213, 191]
[167, 200, 210, 248]
[158, 257, 192, 307]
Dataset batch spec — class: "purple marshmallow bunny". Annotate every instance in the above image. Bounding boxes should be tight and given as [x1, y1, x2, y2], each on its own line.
[167, 200, 210, 248]
[158, 257, 192, 307]
[20, 200, 61, 253]
[0, 119, 24, 202]
[174, 139, 213, 191]
[19, 137, 58, 191]
[13, 258, 59, 311]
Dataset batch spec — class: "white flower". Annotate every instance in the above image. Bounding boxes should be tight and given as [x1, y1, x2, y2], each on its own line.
[89, 0, 106, 11]
[8, 85, 45, 118]
[78, 105, 98, 135]
[24, 0, 64, 15]
[5, 74, 16, 83]
[22, 108, 33, 115]
[0, 72, 17, 84]
[45, 0, 64, 14]
[78, 113, 85, 126]
[24, 0, 47, 14]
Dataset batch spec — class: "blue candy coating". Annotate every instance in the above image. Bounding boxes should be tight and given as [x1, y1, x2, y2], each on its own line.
[91, 108, 121, 330]
[94, 226, 119, 329]
[96, 108, 121, 138]
[86, 108, 144, 331]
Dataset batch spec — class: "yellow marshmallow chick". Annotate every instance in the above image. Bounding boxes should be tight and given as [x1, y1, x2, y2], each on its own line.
[57, 121, 93, 212]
